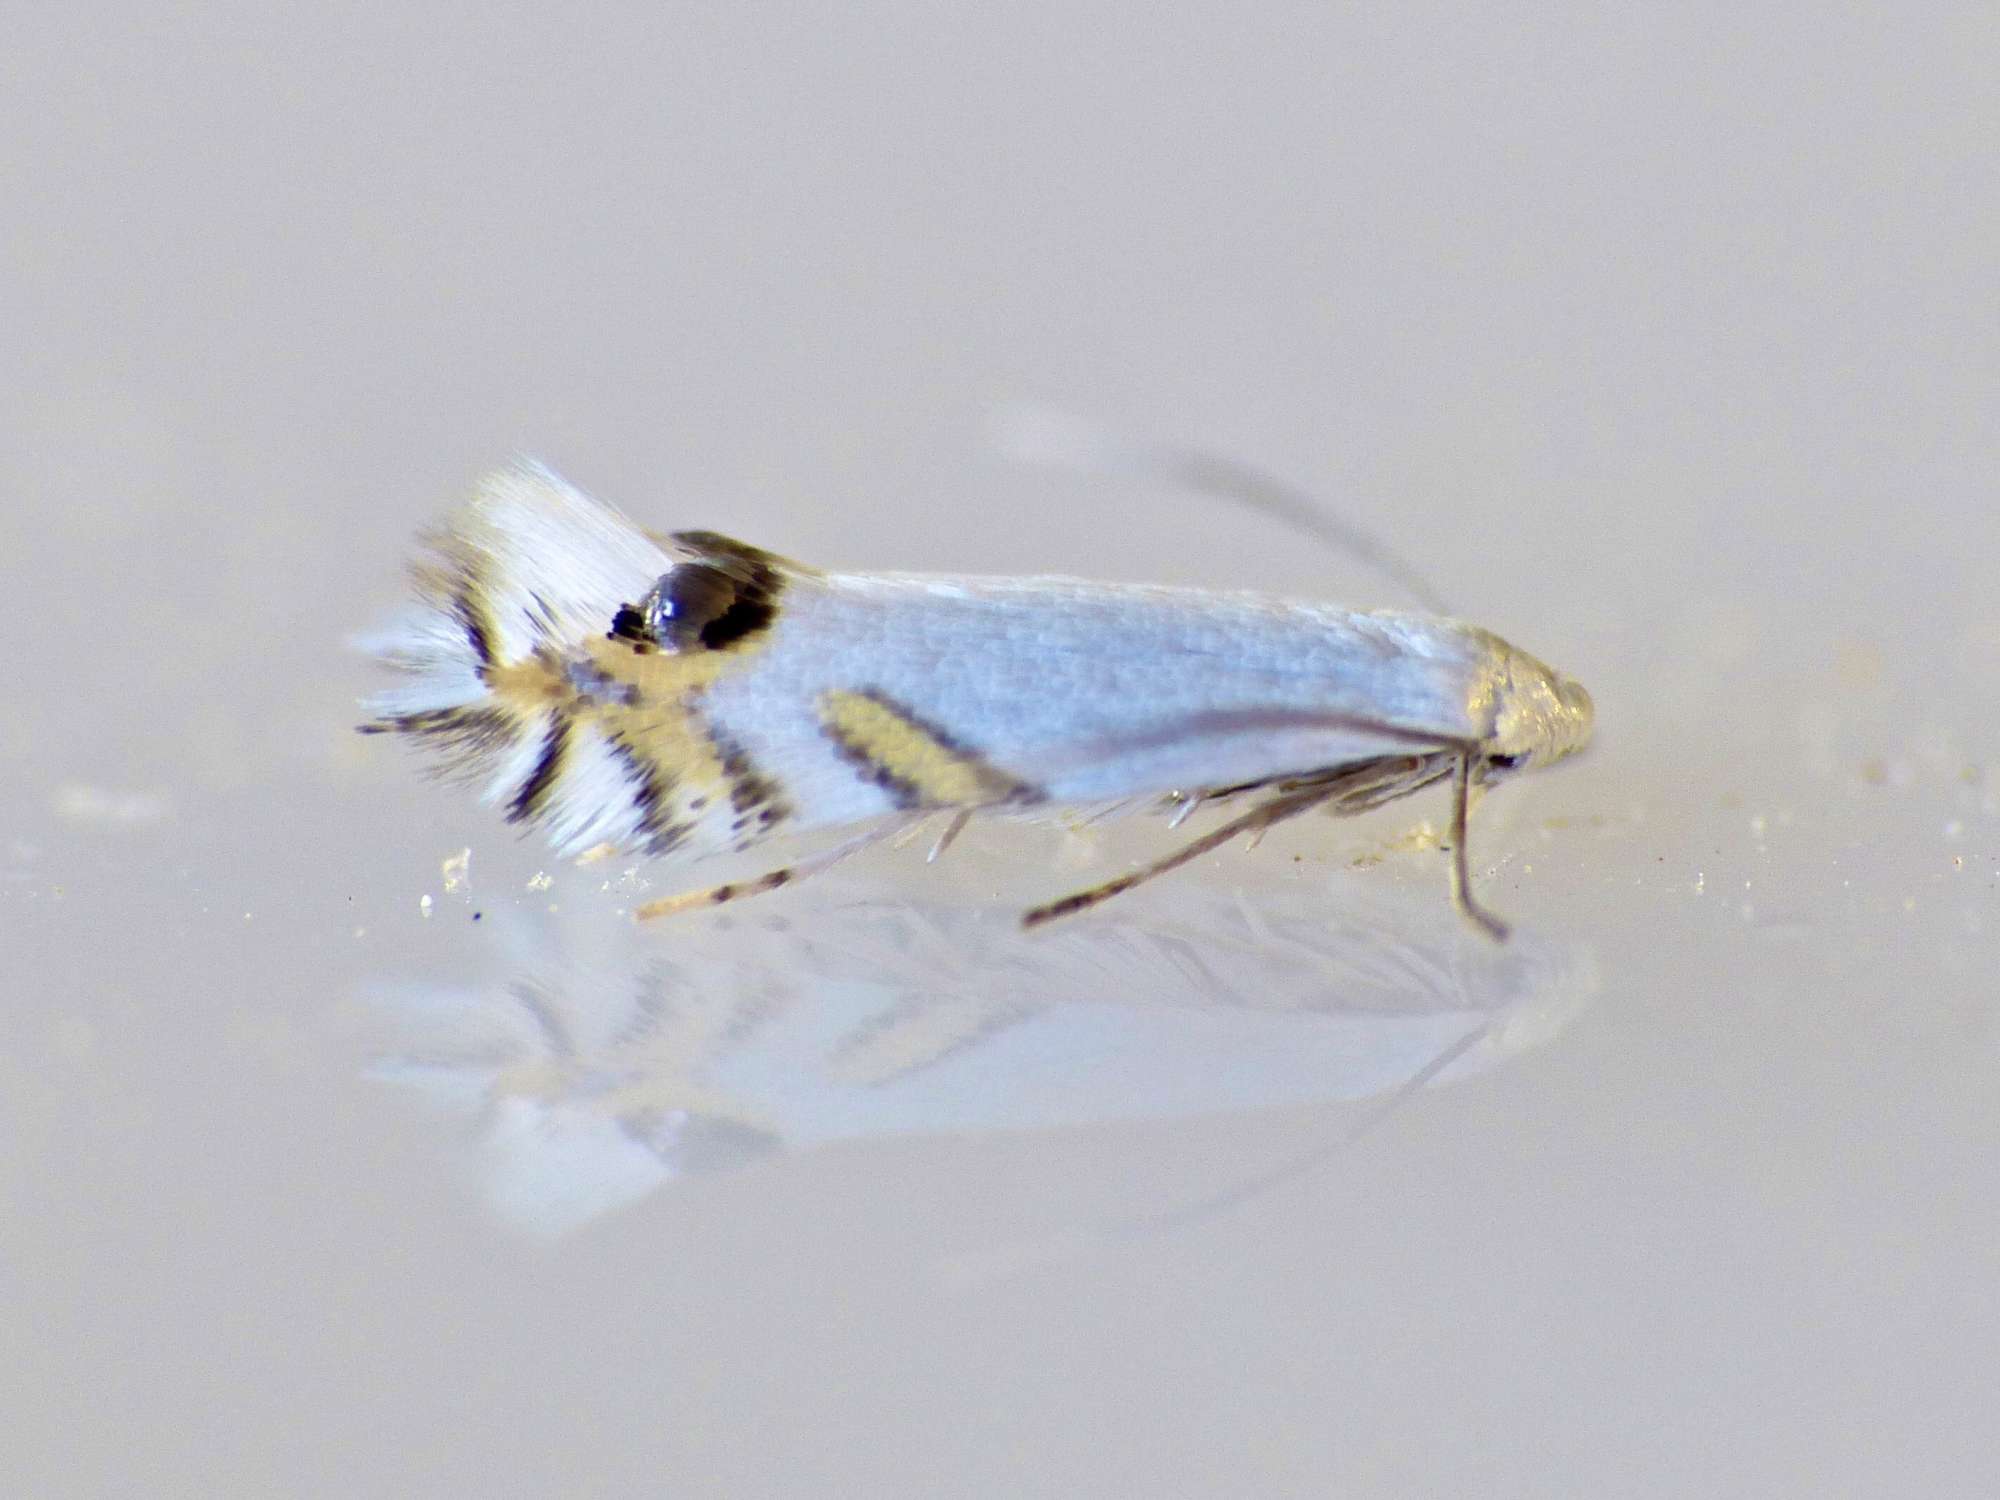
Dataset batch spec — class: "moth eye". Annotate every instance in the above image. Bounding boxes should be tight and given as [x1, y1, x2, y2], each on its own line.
[657, 565, 736, 636]
[607, 568, 725, 649]
[607, 561, 780, 654]
[1487, 753, 1525, 774]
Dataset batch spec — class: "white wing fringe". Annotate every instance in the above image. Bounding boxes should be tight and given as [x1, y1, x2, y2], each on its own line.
[358, 463, 673, 853]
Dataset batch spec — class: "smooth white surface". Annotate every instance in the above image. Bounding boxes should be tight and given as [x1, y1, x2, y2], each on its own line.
[4, 5, 1996, 1495]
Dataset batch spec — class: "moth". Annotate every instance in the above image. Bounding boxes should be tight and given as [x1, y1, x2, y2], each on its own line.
[360, 463, 1593, 938]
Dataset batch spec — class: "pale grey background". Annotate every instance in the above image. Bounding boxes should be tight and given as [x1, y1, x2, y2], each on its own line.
[5, 4, 1997, 1496]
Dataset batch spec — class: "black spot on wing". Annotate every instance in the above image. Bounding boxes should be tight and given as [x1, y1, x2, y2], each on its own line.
[696, 588, 779, 650]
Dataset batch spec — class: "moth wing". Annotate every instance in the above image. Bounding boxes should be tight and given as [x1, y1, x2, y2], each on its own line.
[364, 467, 817, 863]
[666, 530, 819, 583]
[1007, 704, 1467, 809]
[695, 572, 1491, 817]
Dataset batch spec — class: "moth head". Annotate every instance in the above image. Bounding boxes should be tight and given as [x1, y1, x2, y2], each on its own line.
[608, 551, 781, 655]
[1482, 646, 1594, 778]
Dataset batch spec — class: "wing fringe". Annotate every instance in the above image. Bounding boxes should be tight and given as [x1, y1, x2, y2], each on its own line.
[358, 463, 679, 855]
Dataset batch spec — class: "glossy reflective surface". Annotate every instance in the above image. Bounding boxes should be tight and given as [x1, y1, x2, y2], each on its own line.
[6, 6, 1996, 1495]
[362, 879, 1595, 1237]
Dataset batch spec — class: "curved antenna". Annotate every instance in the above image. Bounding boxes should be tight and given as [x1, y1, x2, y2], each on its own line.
[990, 402, 1453, 616]
[937, 1014, 1493, 1291]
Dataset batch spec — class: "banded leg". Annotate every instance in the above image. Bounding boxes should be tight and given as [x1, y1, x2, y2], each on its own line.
[1022, 782, 1345, 929]
[634, 818, 917, 922]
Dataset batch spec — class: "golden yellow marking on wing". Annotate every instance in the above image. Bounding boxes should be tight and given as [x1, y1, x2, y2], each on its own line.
[485, 632, 785, 852]
[817, 689, 1030, 808]
[484, 632, 732, 707]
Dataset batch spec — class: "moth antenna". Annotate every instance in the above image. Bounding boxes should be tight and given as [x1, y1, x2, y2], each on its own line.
[989, 402, 1453, 616]
[1136, 1013, 1495, 1231]
[939, 1015, 1495, 1291]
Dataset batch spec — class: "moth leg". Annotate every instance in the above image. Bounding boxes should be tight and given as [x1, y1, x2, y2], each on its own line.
[926, 808, 974, 864]
[1446, 752, 1510, 942]
[1022, 783, 1341, 929]
[633, 818, 916, 922]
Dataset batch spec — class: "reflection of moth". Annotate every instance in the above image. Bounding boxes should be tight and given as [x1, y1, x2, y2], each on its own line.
[360, 464, 1591, 937]
[365, 884, 1596, 1236]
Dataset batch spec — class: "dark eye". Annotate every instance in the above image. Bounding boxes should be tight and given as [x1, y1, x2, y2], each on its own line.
[610, 561, 780, 654]
[1487, 753, 1524, 774]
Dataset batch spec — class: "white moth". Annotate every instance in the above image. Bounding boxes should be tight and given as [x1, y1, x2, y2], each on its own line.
[361, 462, 1592, 938]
